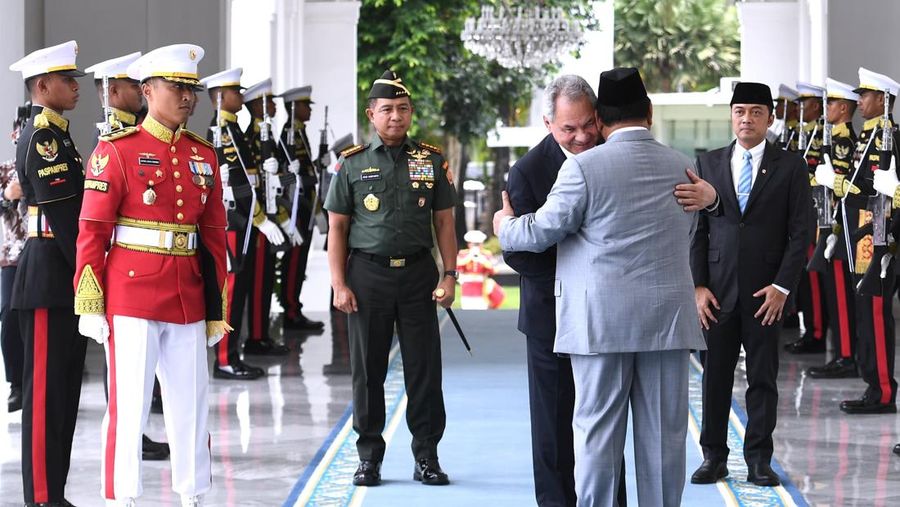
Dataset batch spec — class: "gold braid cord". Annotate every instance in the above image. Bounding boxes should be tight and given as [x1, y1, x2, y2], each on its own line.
[206, 280, 232, 338]
[893, 186, 900, 209]
[74, 265, 105, 315]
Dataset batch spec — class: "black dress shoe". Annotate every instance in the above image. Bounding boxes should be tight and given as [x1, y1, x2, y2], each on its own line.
[352, 460, 382, 486]
[840, 395, 896, 414]
[243, 339, 290, 356]
[746, 463, 780, 486]
[784, 333, 825, 354]
[284, 314, 324, 331]
[7, 385, 22, 412]
[413, 458, 449, 485]
[690, 459, 728, 484]
[142, 434, 170, 461]
[808, 357, 859, 379]
[213, 361, 264, 380]
[894, 443, 900, 456]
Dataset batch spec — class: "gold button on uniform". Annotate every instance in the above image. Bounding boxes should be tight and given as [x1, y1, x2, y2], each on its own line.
[128, 270, 135, 278]
[170, 146, 176, 153]
[176, 212, 184, 221]
[172, 157, 179, 165]
[176, 185, 183, 193]
[176, 199, 184, 206]
[174, 171, 181, 178]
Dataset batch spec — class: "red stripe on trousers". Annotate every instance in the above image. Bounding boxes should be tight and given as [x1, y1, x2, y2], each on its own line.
[808, 245, 824, 339]
[219, 231, 238, 365]
[104, 319, 118, 499]
[285, 247, 300, 320]
[32, 309, 49, 503]
[833, 260, 852, 357]
[252, 233, 265, 340]
[872, 297, 893, 404]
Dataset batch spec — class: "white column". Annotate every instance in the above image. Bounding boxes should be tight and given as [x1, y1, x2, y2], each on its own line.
[807, 0, 828, 83]
[302, 1, 361, 155]
[0, 0, 26, 162]
[738, 1, 800, 93]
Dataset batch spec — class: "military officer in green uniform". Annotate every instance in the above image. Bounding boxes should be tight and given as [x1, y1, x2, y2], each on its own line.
[324, 70, 458, 487]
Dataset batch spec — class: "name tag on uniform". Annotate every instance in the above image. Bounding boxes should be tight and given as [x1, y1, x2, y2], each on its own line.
[360, 167, 381, 181]
[407, 159, 434, 182]
[139, 157, 161, 166]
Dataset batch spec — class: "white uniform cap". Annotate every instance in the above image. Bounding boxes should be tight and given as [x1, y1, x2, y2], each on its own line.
[825, 78, 860, 102]
[127, 44, 204, 88]
[242, 78, 272, 102]
[280, 85, 314, 103]
[9, 40, 85, 80]
[199, 67, 244, 90]
[855, 67, 900, 96]
[85, 52, 142, 80]
[464, 230, 487, 244]
[776, 84, 799, 102]
[796, 81, 825, 99]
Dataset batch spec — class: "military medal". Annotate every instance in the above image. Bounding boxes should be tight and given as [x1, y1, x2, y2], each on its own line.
[143, 187, 157, 205]
[201, 193, 208, 204]
[425, 182, 433, 189]
[364, 193, 380, 211]
[412, 181, 420, 189]
[418, 196, 426, 207]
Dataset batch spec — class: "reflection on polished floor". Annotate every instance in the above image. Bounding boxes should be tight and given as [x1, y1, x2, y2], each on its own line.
[0, 274, 899, 505]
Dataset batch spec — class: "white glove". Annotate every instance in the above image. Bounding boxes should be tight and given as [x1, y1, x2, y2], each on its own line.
[873, 158, 899, 197]
[262, 157, 279, 175]
[814, 155, 836, 189]
[79, 314, 109, 345]
[207, 332, 225, 347]
[279, 220, 304, 247]
[219, 164, 230, 186]
[288, 160, 300, 175]
[257, 218, 285, 246]
[222, 186, 235, 204]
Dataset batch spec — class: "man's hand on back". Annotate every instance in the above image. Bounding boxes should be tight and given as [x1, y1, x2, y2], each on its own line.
[674, 169, 718, 212]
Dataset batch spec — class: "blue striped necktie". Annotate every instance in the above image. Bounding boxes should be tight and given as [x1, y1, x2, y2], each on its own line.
[737, 151, 752, 213]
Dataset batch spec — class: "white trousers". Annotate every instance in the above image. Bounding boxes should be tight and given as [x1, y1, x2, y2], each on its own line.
[101, 316, 211, 501]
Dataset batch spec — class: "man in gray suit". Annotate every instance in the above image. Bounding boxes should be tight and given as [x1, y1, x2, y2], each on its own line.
[494, 68, 708, 506]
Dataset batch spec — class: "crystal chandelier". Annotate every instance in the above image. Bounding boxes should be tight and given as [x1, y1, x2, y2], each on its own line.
[461, 4, 584, 70]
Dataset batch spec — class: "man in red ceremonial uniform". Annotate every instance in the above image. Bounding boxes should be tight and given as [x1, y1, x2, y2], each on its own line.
[73, 44, 228, 507]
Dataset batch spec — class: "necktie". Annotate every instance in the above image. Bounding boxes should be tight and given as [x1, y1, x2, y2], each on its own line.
[737, 151, 752, 213]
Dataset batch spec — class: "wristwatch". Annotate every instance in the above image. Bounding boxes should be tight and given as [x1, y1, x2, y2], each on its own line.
[443, 270, 459, 280]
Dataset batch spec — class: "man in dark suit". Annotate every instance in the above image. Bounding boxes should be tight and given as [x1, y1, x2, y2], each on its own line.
[504, 74, 626, 507]
[690, 82, 809, 487]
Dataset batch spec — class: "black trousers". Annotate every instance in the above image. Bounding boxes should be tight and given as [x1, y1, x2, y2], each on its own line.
[853, 270, 897, 404]
[823, 258, 857, 359]
[347, 252, 445, 462]
[1, 266, 23, 387]
[700, 306, 780, 466]
[19, 307, 86, 503]
[281, 195, 313, 321]
[248, 233, 275, 342]
[797, 243, 829, 340]
[218, 228, 258, 366]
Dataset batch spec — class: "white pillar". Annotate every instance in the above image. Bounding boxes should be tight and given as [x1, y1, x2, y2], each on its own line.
[301, 1, 361, 155]
[807, 0, 828, 83]
[738, 1, 799, 93]
[0, 0, 26, 162]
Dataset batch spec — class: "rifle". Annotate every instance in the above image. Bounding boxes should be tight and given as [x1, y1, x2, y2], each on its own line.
[282, 101, 303, 232]
[807, 96, 835, 273]
[224, 118, 257, 256]
[260, 106, 282, 214]
[856, 88, 895, 296]
[96, 75, 113, 136]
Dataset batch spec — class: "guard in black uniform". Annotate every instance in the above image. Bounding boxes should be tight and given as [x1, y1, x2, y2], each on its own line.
[202, 67, 286, 378]
[279, 85, 324, 331]
[8, 40, 88, 507]
[325, 70, 458, 487]
[816, 67, 900, 414]
[808, 78, 860, 379]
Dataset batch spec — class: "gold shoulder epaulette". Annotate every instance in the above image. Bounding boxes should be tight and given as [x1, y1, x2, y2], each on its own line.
[340, 144, 365, 158]
[183, 130, 214, 149]
[418, 141, 442, 154]
[33, 112, 49, 129]
[99, 126, 138, 142]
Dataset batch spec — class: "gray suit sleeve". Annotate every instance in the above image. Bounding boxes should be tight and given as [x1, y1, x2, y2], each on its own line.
[500, 157, 587, 253]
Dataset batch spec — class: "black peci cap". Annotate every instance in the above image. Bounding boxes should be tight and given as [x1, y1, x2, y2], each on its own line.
[730, 82, 774, 109]
[596, 67, 648, 108]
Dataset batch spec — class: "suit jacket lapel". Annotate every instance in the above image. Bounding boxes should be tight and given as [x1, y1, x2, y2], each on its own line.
[717, 142, 740, 214]
[744, 142, 779, 214]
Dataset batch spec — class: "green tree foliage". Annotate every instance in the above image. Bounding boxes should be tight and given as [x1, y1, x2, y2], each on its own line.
[614, 0, 740, 93]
